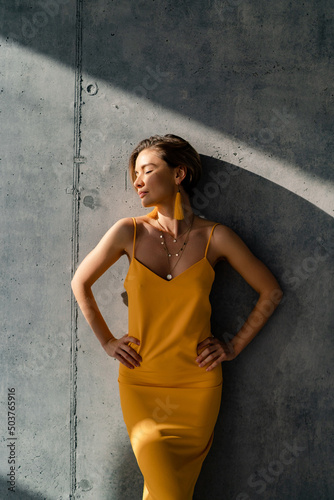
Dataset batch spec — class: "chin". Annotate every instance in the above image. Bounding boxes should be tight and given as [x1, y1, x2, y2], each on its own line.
[141, 199, 154, 208]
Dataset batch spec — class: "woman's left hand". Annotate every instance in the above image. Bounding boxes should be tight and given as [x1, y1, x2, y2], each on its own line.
[196, 336, 237, 371]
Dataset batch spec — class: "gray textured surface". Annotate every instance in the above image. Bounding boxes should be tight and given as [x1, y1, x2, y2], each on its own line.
[1, 0, 333, 499]
[1, 2, 76, 498]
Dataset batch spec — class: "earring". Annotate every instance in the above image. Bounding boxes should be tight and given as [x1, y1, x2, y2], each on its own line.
[174, 188, 184, 220]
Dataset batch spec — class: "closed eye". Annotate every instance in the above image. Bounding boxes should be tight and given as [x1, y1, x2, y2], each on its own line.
[134, 170, 152, 180]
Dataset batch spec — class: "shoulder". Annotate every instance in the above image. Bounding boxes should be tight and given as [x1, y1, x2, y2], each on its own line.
[195, 218, 246, 262]
[102, 215, 156, 246]
[210, 223, 255, 264]
[193, 216, 232, 237]
[211, 222, 238, 240]
[108, 217, 134, 234]
[210, 222, 245, 248]
[113, 217, 135, 230]
[98, 217, 135, 250]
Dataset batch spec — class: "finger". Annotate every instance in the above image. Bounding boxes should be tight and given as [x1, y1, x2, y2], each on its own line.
[116, 349, 141, 368]
[122, 338, 142, 362]
[206, 359, 220, 372]
[124, 335, 141, 346]
[206, 351, 230, 370]
[119, 347, 142, 367]
[196, 345, 217, 363]
[113, 351, 136, 369]
[120, 343, 142, 363]
[198, 338, 219, 354]
[120, 358, 137, 369]
[197, 337, 214, 350]
[198, 346, 229, 367]
[122, 345, 142, 366]
[198, 351, 220, 367]
[197, 342, 217, 356]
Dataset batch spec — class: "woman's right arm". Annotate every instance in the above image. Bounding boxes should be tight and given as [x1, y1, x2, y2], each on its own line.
[71, 218, 142, 369]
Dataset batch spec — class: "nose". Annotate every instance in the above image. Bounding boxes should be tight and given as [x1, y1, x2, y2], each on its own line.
[134, 174, 144, 189]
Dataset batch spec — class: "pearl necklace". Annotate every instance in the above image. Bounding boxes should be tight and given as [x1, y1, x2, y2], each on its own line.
[157, 217, 192, 243]
[158, 216, 194, 280]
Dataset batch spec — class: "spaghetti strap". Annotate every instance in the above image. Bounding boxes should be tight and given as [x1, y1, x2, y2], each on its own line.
[131, 217, 137, 260]
[205, 223, 219, 258]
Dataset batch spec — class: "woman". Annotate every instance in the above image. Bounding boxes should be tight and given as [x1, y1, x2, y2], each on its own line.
[71, 134, 283, 500]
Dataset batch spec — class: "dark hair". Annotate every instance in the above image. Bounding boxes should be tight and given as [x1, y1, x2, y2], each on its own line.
[129, 134, 202, 195]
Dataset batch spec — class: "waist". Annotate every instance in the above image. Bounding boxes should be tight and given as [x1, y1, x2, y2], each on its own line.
[118, 363, 222, 388]
[127, 325, 212, 358]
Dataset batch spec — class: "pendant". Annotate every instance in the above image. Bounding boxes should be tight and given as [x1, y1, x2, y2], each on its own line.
[166, 274, 172, 280]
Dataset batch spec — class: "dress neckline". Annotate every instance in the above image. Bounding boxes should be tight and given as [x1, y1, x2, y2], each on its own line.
[131, 256, 215, 282]
[128, 218, 219, 282]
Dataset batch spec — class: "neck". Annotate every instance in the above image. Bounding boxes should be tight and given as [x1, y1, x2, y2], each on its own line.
[155, 197, 193, 238]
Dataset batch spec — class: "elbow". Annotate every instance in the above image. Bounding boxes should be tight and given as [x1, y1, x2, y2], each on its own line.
[71, 275, 78, 296]
[260, 284, 283, 305]
[71, 277, 87, 304]
[71, 274, 91, 295]
[71, 272, 78, 289]
[270, 284, 283, 306]
[71, 274, 84, 295]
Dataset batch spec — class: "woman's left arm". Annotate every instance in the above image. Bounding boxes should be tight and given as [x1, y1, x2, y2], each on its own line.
[196, 225, 283, 371]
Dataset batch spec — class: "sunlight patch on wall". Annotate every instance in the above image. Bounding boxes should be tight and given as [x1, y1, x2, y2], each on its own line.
[80, 71, 334, 217]
[3, 33, 332, 218]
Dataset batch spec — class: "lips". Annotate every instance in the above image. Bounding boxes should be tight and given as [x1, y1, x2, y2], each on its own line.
[138, 191, 148, 198]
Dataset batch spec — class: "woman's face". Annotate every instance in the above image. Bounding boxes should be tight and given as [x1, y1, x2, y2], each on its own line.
[133, 148, 176, 208]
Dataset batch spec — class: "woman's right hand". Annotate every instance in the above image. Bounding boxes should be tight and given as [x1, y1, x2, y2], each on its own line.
[103, 335, 142, 369]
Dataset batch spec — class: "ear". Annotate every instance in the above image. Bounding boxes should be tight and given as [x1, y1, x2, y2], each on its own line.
[174, 165, 187, 184]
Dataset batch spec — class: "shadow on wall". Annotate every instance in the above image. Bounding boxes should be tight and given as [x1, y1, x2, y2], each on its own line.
[0, 477, 42, 500]
[2, 0, 334, 183]
[110, 442, 143, 500]
[195, 157, 334, 499]
[111, 157, 334, 499]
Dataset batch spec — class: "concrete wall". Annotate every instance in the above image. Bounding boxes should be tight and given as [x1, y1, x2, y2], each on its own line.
[1, 1, 333, 499]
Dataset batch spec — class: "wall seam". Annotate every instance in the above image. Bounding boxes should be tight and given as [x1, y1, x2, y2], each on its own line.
[71, 0, 84, 497]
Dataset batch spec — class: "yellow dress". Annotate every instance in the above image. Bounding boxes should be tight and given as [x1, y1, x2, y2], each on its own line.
[118, 218, 223, 500]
